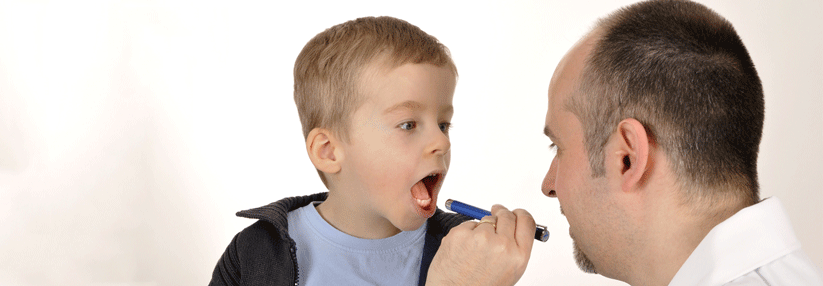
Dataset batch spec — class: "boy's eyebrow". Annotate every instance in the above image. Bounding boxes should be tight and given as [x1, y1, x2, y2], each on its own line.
[442, 105, 454, 115]
[383, 100, 453, 115]
[384, 100, 424, 114]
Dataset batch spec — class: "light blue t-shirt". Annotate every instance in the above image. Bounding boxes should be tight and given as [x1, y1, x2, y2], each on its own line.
[287, 203, 427, 286]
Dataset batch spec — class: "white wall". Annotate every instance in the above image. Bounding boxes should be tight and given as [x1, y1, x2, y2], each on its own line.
[0, 1, 820, 285]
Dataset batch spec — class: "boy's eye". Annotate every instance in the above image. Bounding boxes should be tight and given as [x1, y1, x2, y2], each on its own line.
[549, 143, 559, 154]
[399, 121, 417, 130]
[439, 122, 451, 133]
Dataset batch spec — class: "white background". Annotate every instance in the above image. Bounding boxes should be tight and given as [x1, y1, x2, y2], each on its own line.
[1, 0, 820, 285]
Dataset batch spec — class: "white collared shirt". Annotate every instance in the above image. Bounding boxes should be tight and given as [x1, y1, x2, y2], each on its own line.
[669, 197, 823, 286]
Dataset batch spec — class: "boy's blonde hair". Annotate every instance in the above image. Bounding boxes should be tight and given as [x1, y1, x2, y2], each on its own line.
[294, 16, 457, 142]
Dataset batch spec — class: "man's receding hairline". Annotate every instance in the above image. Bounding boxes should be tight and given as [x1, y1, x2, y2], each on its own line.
[565, 28, 603, 120]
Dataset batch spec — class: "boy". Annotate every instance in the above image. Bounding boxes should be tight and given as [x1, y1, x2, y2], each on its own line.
[209, 16, 470, 286]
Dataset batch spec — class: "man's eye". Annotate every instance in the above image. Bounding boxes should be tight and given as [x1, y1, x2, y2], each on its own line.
[549, 143, 559, 154]
[400, 121, 417, 130]
[439, 122, 451, 133]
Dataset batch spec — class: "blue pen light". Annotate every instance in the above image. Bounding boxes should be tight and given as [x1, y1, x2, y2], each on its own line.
[445, 199, 550, 242]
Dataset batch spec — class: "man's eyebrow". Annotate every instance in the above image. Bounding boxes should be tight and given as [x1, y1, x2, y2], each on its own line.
[544, 125, 558, 140]
[384, 100, 424, 114]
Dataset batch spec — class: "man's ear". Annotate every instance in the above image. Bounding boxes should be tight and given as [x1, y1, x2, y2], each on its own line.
[306, 128, 342, 175]
[609, 118, 650, 193]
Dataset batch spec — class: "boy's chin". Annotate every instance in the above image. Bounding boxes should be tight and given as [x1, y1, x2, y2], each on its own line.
[394, 214, 430, 232]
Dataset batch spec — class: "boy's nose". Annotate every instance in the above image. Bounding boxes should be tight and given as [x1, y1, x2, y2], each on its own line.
[427, 129, 450, 157]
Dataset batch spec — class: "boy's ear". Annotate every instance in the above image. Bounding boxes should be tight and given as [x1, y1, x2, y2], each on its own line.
[609, 118, 650, 193]
[306, 128, 343, 175]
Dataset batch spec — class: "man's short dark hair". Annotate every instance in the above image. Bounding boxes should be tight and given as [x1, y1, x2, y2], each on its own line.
[570, 0, 764, 205]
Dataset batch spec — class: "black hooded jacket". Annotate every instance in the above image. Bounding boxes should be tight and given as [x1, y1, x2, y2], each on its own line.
[208, 192, 471, 286]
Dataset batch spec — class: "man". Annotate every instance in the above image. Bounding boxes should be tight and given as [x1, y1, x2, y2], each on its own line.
[543, 0, 823, 285]
[428, 0, 823, 285]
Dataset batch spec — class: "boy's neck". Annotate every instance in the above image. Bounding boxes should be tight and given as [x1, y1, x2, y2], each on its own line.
[315, 191, 403, 239]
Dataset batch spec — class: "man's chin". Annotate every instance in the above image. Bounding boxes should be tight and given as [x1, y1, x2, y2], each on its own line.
[573, 240, 598, 274]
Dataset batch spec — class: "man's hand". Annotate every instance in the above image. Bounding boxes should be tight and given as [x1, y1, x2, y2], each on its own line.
[426, 205, 536, 286]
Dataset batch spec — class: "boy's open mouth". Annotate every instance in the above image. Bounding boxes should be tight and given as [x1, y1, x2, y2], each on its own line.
[411, 172, 443, 217]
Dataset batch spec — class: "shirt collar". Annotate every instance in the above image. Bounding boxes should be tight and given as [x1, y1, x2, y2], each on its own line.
[668, 197, 801, 286]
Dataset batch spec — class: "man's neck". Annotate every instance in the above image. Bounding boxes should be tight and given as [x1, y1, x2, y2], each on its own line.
[628, 191, 746, 286]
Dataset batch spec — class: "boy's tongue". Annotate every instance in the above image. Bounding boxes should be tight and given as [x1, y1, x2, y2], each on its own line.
[411, 180, 431, 207]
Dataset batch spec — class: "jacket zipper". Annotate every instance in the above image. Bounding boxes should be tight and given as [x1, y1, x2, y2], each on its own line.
[290, 241, 299, 285]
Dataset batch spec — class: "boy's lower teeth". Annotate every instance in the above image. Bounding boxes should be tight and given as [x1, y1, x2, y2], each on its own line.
[416, 198, 431, 207]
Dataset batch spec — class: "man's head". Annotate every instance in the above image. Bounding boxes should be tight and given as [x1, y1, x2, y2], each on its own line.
[294, 16, 457, 187]
[572, 0, 764, 205]
[542, 0, 764, 281]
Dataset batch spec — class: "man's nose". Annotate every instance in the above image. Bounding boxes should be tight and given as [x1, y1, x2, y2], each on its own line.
[542, 156, 558, 198]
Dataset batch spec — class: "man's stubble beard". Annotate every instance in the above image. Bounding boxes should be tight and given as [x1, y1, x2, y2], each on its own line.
[573, 239, 597, 274]
[562, 205, 598, 274]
